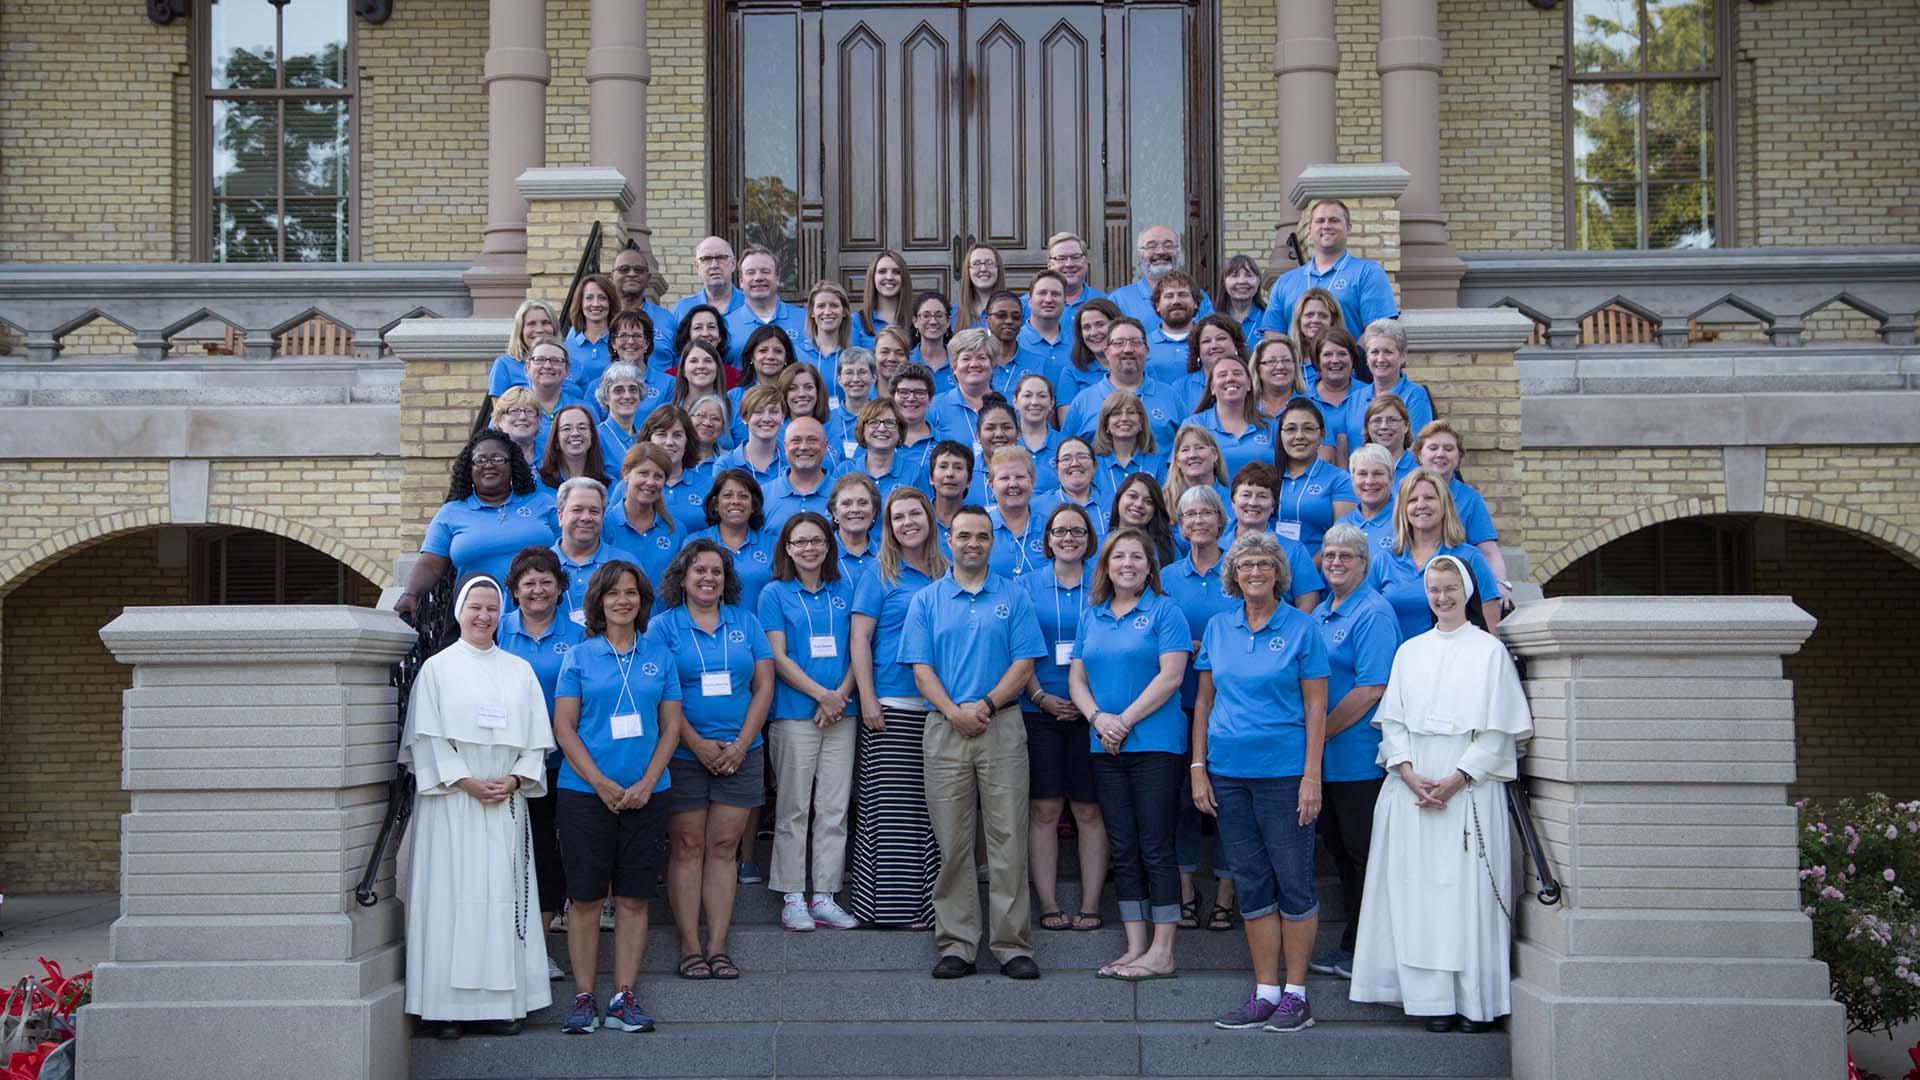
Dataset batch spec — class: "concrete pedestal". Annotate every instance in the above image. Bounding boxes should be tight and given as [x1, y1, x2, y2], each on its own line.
[1502, 596, 1846, 1080]
[81, 606, 416, 1080]
[517, 166, 634, 306]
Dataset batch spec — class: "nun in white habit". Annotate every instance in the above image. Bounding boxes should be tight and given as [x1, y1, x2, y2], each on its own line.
[1348, 555, 1532, 1033]
[402, 574, 557, 1038]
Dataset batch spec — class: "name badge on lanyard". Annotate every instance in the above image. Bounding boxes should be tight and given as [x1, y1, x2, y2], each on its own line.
[1275, 520, 1302, 542]
[1054, 640, 1074, 667]
[701, 672, 732, 697]
[809, 634, 838, 659]
[569, 608, 588, 625]
[610, 712, 644, 739]
[843, 440, 858, 459]
[474, 704, 509, 729]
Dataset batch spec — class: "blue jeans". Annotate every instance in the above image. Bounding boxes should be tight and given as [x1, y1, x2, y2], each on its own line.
[1210, 773, 1319, 921]
[1092, 752, 1183, 924]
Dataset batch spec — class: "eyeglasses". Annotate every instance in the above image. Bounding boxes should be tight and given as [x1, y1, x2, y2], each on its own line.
[968, 260, 997, 271]
[893, 387, 929, 400]
[1238, 558, 1280, 572]
[1049, 252, 1086, 264]
[500, 407, 538, 419]
[786, 536, 828, 549]
[1047, 526, 1089, 538]
[914, 311, 948, 322]
[863, 419, 898, 430]
[1321, 551, 1359, 564]
[694, 253, 732, 265]
[610, 265, 646, 275]
[1141, 241, 1178, 253]
[1055, 452, 1092, 465]
[529, 356, 567, 368]
[472, 453, 512, 466]
[613, 331, 648, 341]
[1106, 336, 1145, 348]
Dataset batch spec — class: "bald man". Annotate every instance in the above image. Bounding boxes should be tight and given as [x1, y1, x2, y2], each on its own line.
[761, 417, 834, 522]
[1108, 224, 1213, 333]
[671, 235, 746, 321]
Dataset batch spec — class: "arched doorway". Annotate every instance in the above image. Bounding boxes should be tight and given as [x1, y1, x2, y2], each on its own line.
[0, 526, 379, 893]
[1545, 513, 1920, 805]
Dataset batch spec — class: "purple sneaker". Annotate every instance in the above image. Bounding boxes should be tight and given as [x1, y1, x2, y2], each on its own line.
[1262, 991, 1314, 1032]
[1214, 993, 1279, 1030]
[561, 992, 599, 1034]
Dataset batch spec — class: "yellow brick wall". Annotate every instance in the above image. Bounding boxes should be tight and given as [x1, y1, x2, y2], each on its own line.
[358, 0, 490, 261]
[400, 362, 496, 534]
[1218, 0, 1283, 265]
[1437, 1, 1561, 252]
[1333, 0, 1381, 163]
[645, 0, 710, 295]
[0, 1, 186, 260]
[547, 0, 592, 167]
[1736, 0, 1920, 245]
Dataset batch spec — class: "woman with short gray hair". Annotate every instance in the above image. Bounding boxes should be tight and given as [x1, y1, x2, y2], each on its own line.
[1356, 318, 1433, 433]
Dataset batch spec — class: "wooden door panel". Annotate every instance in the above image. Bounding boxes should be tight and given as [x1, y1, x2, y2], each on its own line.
[835, 25, 887, 249]
[901, 24, 957, 251]
[972, 20, 1027, 249]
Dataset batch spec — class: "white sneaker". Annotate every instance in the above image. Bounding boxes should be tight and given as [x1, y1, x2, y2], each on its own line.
[781, 896, 817, 932]
[600, 898, 617, 931]
[809, 896, 859, 930]
[551, 903, 569, 932]
[547, 955, 565, 981]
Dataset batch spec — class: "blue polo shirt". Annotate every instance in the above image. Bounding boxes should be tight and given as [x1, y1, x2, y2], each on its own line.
[1071, 591, 1191, 755]
[498, 608, 586, 766]
[1051, 358, 1107, 411]
[1276, 457, 1356, 549]
[1161, 554, 1236, 709]
[1311, 587, 1398, 782]
[986, 507, 1047, 580]
[1396, 450, 1419, 483]
[1017, 430, 1065, 495]
[761, 470, 835, 524]
[1369, 543, 1501, 642]
[1189, 409, 1276, 482]
[851, 565, 935, 699]
[710, 442, 785, 488]
[1355, 374, 1435, 435]
[1193, 605, 1329, 779]
[691, 525, 779, 613]
[1015, 324, 1071, 382]
[849, 312, 892, 348]
[422, 490, 560, 588]
[554, 634, 680, 792]
[927, 389, 989, 451]
[757, 577, 857, 721]
[1450, 477, 1500, 545]
[1019, 564, 1089, 707]
[723, 301, 808, 367]
[1236, 304, 1266, 347]
[1109, 278, 1215, 334]
[826, 404, 866, 460]
[897, 571, 1047, 704]
[1030, 488, 1112, 545]
[1093, 450, 1168, 497]
[550, 539, 645, 627]
[837, 527, 882, 583]
[564, 328, 613, 403]
[906, 348, 959, 394]
[1308, 384, 1367, 459]
[645, 604, 772, 757]
[1062, 377, 1187, 449]
[1212, 526, 1327, 605]
[662, 465, 715, 520]
[1258, 252, 1399, 343]
[673, 286, 746, 323]
[836, 450, 931, 505]
[1337, 502, 1398, 561]
[488, 354, 528, 397]
[634, 300, 679, 377]
[1144, 326, 1194, 387]
[603, 503, 686, 593]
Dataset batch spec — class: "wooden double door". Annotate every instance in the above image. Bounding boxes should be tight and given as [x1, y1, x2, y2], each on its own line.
[720, 1, 1211, 298]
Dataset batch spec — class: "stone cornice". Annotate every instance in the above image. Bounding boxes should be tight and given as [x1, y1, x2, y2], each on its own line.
[1289, 163, 1411, 208]
[516, 166, 635, 212]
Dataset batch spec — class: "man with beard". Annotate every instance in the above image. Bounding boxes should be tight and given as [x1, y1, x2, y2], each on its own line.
[1259, 199, 1398, 343]
[610, 243, 679, 378]
[1109, 224, 1214, 333]
[1145, 270, 1200, 387]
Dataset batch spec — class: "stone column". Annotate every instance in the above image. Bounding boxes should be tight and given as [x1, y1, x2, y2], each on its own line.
[1502, 596, 1846, 1080]
[1378, 0, 1465, 308]
[465, 0, 549, 316]
[81, 606, 417, 1080]
[386, 317, 518, 537]
[587, 0, 651, 249]
[517, 166, 634, 307]
[1271, 0, 1340, 273]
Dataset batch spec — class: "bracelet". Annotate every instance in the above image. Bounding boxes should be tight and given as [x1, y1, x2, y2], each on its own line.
[1301, 777, 1322, 785]
[1189, 763, 1208, 770]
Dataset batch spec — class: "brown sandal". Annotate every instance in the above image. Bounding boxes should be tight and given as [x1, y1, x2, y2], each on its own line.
[1070, 911, 1104, 931]
[1039, 910, 1073, 931]
[707, 952, 740, 980]
[677, 954, 712, 980]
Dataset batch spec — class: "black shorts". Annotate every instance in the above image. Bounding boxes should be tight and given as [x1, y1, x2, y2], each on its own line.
[555, 789, 670, 902]
[666, 745, 767, 812]
[1024, 712, 1097, 804]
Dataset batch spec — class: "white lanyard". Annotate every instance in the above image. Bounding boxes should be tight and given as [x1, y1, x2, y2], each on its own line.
[1004, 514, 1037, 576]
[1052, 571, 1084, 666]
[690, 617, 732, 678]
[611, 647, 641, 718]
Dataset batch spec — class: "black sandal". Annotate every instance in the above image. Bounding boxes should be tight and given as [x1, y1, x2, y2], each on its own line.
[707, 952, 740, 980]
[1070, 911, 1104, 931]
[1039, 910, 1072, 931]
[677, 954, 712, 980]
[1177, 899, 1200, 929]
[1205, 902, 1235, 932]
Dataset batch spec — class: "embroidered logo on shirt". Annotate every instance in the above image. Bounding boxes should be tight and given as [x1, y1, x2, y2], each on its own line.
[552, 642, 571, 654]
[1132, 614, 1151, 630]
[994, 604, 1011, 619]
[753, 550, 769, 563]
[1254, 432, 1270, 445]
[1267, 636, 1286, 651]
[641, 662, 660, 676]
[656, 536, 671, 549]
[831, 596, 848, 609]
[728, 629, 747, 644]
[1307, 483, 1324, 495]
[1150, 408, 1169, 422]
[517, 505, 534, 517]
[1331, 628, 1349, 643]
[1332, 276, 1350, 290]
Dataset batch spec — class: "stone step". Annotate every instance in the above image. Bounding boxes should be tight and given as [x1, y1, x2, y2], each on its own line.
[411, 1019, 1509, 1079]
[682, 879, 1350, 928]
[554, 919, 1351, 974]
[526, 970, 1401, 1025]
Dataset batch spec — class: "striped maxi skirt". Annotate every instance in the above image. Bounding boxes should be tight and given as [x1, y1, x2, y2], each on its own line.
[847, 705, 940, 926]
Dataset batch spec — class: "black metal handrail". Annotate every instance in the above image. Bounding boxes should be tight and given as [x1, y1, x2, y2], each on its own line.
[557, 220, 606, 337]
[356, 561, 457, 908]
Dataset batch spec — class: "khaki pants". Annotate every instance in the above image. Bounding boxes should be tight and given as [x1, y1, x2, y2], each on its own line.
[767, 716, 857, 895]
[922, 704, 1032, 964]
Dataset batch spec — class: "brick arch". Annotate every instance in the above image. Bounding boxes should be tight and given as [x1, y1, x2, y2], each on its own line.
[0, 508, 390, 600]
[1533, 495, 1920, 582]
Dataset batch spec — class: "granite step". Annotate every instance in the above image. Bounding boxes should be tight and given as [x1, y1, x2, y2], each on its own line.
[411, 1019, 1509, 1079]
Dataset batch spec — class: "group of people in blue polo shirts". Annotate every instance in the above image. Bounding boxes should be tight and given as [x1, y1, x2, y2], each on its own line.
[396, 209, 1521, 1038]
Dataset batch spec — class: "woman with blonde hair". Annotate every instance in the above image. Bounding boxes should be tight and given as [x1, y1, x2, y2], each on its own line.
[1371, 467, 1502, 640]
[490, 297, 561, 404]
[799, 280, 853, 403]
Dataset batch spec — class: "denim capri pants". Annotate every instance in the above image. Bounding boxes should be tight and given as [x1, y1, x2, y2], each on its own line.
[1209, 772, 1319, 921]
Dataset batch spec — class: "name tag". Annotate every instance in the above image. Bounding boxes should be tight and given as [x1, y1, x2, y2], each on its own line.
[828, 395, 842, 410]
[701, 672, 732, 697]
[842, 440, 858, 459]
[474, 704, 508, 730]
[1055, 641, 1075, 667]
[1275, 520, 1302, 541]
[610, 712, 644, 740]
[972, 441, 983, 457]
[809, 634, 838, 659]
[569, 608, 587, 625]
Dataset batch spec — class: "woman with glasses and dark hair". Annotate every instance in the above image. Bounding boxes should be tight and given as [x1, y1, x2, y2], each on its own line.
[398, 429, 559, 625]
[758, 512, 862, 931]
[907, 291, 957, 393]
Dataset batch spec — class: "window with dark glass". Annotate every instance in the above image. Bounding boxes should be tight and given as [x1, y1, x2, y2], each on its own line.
[1568, 0, 1724, 250]
[202, 0, 354, 262]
